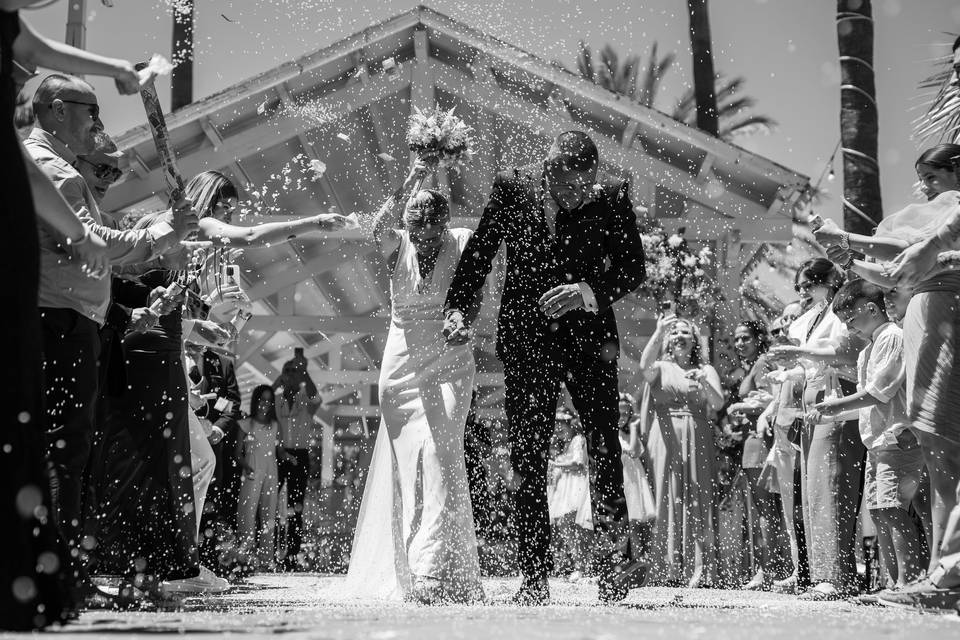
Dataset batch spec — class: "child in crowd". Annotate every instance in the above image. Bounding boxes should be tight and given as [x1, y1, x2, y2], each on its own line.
[547, 408, 593, 581]
[236, 385, 281, 570]
[807, 280, 924, 589]
[618, 393, 655, 563]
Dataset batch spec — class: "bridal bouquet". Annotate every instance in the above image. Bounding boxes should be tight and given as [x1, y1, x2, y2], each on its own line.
[406, 106, 474, 173]
[635, 224, 718, 316]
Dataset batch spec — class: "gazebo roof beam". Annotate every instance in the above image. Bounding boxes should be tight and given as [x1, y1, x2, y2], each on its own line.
[103, 65, 413, 210]
[432, 60, 773, 222]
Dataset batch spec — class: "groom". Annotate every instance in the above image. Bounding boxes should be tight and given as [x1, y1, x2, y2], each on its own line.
[444, 131, 645, 604]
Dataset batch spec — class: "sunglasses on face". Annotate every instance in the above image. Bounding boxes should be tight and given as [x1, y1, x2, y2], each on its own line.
[54, 99, 101, 121]
[76, 156, 123, 182]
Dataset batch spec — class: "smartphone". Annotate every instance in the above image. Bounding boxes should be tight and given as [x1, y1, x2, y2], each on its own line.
[659, 300, 674, 315]
[221, 264, 239, 281]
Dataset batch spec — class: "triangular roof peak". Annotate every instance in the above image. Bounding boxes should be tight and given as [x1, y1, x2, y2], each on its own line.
[108, 4, 809, 240]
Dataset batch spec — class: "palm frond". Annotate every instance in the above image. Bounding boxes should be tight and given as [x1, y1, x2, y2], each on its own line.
[575, 40, 594, 83]
[912, 34, 960, 144]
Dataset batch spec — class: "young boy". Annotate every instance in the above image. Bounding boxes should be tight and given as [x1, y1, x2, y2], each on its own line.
[806, 279, 924, 589]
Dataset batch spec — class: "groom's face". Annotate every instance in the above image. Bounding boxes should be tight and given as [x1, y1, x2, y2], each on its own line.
[545, 164, 597, 211]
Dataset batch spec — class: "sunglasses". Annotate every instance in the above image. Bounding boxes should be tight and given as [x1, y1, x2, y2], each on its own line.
[54, 99, 101, 121]
[75, 155, 123, 182]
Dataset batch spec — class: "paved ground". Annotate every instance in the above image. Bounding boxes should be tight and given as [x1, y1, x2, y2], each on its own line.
[7, 575, 957, 639]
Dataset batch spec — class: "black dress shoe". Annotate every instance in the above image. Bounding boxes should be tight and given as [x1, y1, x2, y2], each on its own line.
[598, 557, 648, 604]
[512, 577, 550, 606]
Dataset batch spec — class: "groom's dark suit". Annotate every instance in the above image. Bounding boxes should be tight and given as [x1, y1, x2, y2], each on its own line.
[445, 164, 645, 580]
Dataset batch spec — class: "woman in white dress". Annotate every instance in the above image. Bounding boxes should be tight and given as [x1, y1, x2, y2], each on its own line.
[345, 158, 482, 604]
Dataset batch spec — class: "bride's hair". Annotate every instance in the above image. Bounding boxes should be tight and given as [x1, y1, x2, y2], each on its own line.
[404, 188, 450, 227]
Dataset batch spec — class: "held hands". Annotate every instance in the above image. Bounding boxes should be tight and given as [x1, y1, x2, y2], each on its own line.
[805, 398, 843, 426]
[539, 284, 584, 318]
[442, 309, 472, 345]
[825, 245, 853, 268]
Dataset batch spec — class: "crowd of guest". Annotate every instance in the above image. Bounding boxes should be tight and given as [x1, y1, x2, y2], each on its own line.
[532, 134, 960, 616]
[2, 2, 351, 628]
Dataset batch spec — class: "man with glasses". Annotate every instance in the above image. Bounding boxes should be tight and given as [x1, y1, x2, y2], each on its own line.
[23, 74, 198, 566]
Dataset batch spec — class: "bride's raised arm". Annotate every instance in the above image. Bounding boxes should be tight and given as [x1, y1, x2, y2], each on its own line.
[372, 157, 433, 258]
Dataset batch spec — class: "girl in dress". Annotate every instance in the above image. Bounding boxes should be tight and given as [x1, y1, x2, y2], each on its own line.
[548, 409, 593, 580]
[345, 157, 482, 604]
[639, 313, 725, 587]
[236, 386, 280, 570]
[618, 393, 655, 565]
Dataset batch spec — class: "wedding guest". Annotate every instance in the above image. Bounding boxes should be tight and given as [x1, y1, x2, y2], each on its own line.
[640, 313, 724, 587]
[186, 342, 242, 565]
[752, 301, 806, 593]
[85, 228, 230, 604]
[0, 0, 137, 626]
[275, 355, 321, 571]
[768, 259, 864, 600]
[852, 147, 960, 611]
[808, 280, 924, 590]
[179, 169, 347, 573]
[547, 408, 593, 581]
[236, 386, 280, 570]
[818, 145, 960, 602]
[727, 321, 791, 589]
[24, 74, 198, 563]
[617, 393, 654, 567]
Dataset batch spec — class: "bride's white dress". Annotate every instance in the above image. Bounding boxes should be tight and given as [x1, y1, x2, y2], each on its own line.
[344, 228, 482, 601]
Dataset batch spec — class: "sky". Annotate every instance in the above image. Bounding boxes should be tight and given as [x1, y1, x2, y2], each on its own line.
[21, 0, 960, 219]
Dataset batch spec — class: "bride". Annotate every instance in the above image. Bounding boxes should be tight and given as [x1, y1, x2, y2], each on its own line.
[344, 156, 483, 604]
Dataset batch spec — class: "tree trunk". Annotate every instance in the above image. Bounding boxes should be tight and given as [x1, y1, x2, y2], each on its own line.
[837, 0, 882, 234]
[687, 0, 719, 136]
[171, 1, 194, 111]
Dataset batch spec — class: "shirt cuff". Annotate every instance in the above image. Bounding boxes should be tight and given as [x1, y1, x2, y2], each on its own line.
[146, 221, 177, 256]
[577, 282, 598, 313]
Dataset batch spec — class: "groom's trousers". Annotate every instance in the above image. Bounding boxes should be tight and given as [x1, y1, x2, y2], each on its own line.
[503, 338, 626, 580]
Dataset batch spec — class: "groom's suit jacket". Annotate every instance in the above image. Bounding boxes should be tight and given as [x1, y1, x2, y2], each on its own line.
[445, 164, 645, 361]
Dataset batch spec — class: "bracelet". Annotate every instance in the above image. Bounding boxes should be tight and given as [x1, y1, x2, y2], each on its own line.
[838, 231, 850, 251]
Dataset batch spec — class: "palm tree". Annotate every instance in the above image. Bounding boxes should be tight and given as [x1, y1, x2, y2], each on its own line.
[687, 0, 719, 136]
[837, 0, 882, 234]
[574, 41, 776, 142]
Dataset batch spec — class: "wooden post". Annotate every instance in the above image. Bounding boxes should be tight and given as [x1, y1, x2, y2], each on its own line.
[171, 0, 194, 111]
[65, 0, 87, 50]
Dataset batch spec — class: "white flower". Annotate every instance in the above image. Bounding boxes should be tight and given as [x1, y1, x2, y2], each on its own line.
[668, 234, 683, 248]
[683, 255, 697, 268]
